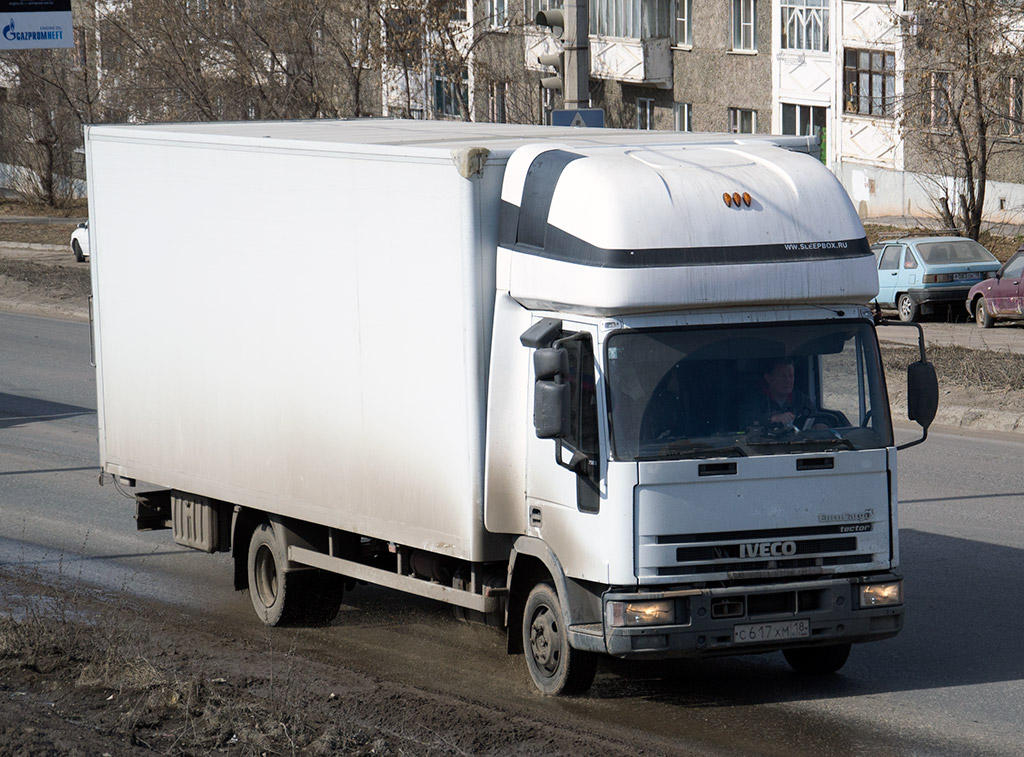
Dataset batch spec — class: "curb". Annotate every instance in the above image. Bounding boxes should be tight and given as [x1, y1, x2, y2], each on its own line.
[0, 242, 66, 251]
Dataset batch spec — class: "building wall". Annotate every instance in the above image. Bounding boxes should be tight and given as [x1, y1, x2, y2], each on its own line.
[673, 0, 773, 133]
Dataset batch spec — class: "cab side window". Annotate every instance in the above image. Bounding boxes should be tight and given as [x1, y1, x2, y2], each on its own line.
[879, 245, 902, 270]
[564, 335, 598, 457]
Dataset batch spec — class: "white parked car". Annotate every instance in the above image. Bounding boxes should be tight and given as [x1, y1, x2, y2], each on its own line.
[70, 221, 90, 262]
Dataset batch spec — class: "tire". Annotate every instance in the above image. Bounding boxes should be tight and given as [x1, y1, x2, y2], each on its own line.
[897, 294, 918, 323]
[783, 643, 852, 674]
[247, 523, 343, 627]
[522, 582, 597, 696]
[975, 297, 993, 329]
[72, 240, 84, 263]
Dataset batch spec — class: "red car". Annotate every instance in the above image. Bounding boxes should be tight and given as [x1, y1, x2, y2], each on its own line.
[967, 247, 1024, 327]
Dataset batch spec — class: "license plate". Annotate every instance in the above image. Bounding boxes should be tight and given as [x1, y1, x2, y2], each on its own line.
[733, 620, 810, 644]
[952, 272, 980, 281]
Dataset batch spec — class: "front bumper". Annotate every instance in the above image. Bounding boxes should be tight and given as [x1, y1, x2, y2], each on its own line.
[575, 575, 903, 659]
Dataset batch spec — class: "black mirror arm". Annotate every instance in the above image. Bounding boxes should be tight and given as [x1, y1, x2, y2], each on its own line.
[897, 426, 928, 451]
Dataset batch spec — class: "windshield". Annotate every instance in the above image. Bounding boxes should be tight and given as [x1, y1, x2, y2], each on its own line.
[606, 321, 893, 461]
[916, 239, 995, 264]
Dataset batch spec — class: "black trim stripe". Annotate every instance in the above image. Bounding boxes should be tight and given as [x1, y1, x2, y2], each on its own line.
[501, 149, 583, 249]
[498, 205, 872, 269]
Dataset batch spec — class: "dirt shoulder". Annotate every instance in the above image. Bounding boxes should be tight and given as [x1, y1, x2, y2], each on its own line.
[1, 570, 650, 757]
[0, 242, 91, 321]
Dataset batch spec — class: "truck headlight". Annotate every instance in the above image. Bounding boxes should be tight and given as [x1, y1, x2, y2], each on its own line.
[859, 581, 902, 608]
[606, 600, 675, 627]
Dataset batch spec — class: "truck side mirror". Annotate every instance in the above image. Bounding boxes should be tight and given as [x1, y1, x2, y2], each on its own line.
[533, 346, 570, 438]
[534, 380, 570, 439]
[885, 321, 938, 451]
[534, 347, 568, 380]
[907, 360, 938, 429]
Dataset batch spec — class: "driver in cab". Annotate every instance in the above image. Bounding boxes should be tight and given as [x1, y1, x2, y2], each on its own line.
[742, 358, 825, 430]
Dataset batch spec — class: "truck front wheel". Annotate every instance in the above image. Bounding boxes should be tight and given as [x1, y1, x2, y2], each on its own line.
[782, 643, 852, 674]
[522, 582, 597, 696]
[247, 523, 343, 626]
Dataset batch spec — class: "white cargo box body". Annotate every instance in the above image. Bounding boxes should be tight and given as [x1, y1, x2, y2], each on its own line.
[88, 121, 520, 561]
[87, 120, 872, 563]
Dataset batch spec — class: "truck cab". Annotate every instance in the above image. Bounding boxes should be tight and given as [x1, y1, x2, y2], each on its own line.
[486, 140, 929, 694]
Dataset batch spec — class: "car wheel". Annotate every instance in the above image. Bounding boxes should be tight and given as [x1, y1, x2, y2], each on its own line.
[975, 297, 993, 328]
[72, 240, 84, 263]
[897, 294, 918, 323]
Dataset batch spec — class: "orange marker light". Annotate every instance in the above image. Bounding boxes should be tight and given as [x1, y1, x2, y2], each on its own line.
[723, 192, 733, 207]
[743, 192, 752, 206]
[732, 192, 742, 206]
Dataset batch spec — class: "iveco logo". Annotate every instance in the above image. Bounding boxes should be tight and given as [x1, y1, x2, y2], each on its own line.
[739, 541, 797, 559]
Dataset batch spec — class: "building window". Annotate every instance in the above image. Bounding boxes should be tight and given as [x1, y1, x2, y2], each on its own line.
[781, 0, 828, 53]
[638, 98, 655, 130]
[489, 82, 508, 123]
[1006, 76, 1024, 136]
[540, 85, 555, 125]
[528, 0, 562, 25]
[782, 103, 827, 162]
[675, 0, 692, 46]
[928, 72, 950, 130]
[434, 67, 468, 119]
[782, 103, 826, 136]
[674, 102, 692, 131]
[72, 26, 87, 69]
[451, 0, 467, 22]
[590, 0, 671, 39]
[729, 107, 757, 133]
[732, 0, 757, 52]
[844, 48, 896, 117]
[488, 0, 508, 26]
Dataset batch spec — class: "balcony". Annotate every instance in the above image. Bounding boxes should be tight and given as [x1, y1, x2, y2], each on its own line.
[524, 0, 673, 88]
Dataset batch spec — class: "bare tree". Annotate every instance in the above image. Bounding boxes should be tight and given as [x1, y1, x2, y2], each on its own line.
[0, 26, 100, 207]
[97, 0, 381, 121]
[902, 0, 1022, 239]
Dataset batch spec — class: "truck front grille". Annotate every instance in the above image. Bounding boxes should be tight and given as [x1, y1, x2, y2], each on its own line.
[642, 523, 878, 580]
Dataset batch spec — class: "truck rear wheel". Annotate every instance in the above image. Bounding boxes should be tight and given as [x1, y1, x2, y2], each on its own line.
[522, 582, 597, 696]
[782, 643, 851, 674]
[247, 523, 344, 626]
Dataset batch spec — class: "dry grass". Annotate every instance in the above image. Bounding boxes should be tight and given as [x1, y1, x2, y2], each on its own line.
[0, 198, 87, 246]
[881, 343, 1024, 392]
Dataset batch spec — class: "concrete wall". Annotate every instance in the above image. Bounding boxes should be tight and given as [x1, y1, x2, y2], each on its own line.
[673, 0, 773, 132]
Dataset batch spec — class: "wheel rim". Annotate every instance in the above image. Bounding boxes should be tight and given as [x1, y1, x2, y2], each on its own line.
[977, 300, 985, 325]
[254, 543, 279, 609]
[899, 297, 911, 319]
[528, 604, 561, 678]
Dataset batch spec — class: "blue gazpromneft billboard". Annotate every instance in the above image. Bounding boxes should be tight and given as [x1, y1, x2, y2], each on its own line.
[1, 0, 73, 50]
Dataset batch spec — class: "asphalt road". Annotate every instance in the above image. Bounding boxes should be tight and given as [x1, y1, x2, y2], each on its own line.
[1, 312, 1023, 755]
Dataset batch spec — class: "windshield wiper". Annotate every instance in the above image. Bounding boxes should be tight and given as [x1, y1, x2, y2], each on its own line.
[746, 436, 855, 452]
[641, 442, 748, 461]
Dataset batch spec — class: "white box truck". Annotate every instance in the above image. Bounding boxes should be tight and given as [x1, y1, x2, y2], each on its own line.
[86, 120, 937, 695]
